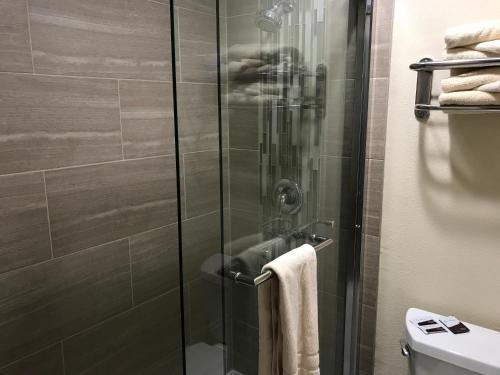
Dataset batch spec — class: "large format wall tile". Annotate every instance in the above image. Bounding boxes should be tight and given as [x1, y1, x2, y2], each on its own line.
[184, 150, 221, 218]
[182, 211, 221, 282]
[45, 157, 177, 256]
[226, 0, 257, 17]
[319, 156, 355, 228]
[177, 8, 217, 84]
[229, 208, 260, 255]
[119, 80, 175, 159]
[0, 240, 131, 368]
[187, 278, 223, 344]
[130, 225, 179, 305]
[179, 39, 217, 84]
[0, 172, 51, 275]
[0, 344, 64, 375]
[369, 0, 394, 78]
[178, 8, 216, 44]
[226, 14, 259, 48]
[231, 320, 258, 375]
[322, 80, 355, 157]
[0, 0, 33, 73]
[363, 159, 384, 236]
[324, 0, 349, 81]
[229, 149, 259, 213]
[176, 0, 216, 15]
[0, 74, 122, 174]
[361, 234, 380, 308]
[62, 291, 182, 375]
[178, 83, 219, 153]
[228, 107, 259, 150]
[366, 78, 389, 160]
[28, 0, 171, 80]
[318, 291, 344, 374]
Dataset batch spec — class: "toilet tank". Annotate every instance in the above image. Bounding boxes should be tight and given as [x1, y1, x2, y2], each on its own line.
[404, 308, 500, 375]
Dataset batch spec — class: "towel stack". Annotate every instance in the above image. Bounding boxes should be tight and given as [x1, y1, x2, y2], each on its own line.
[225, 44, 304, 106]
[439, 21, 500, 105]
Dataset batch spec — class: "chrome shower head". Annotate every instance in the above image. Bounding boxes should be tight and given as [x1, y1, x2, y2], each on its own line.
[255, 0, 295, 33]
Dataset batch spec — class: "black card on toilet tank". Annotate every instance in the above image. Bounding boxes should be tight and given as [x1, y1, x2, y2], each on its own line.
[440, 316, 470, 334]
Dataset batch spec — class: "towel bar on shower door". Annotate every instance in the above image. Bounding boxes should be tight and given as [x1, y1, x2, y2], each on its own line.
[225, 235, 333, 287]
[410, 57, 500, 120]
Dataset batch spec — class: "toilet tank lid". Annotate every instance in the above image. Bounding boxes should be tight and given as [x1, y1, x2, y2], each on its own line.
[406, 308, 500, 375]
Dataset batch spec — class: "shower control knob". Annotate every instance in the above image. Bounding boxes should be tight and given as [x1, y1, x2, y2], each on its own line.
[273, 179, 303, 215]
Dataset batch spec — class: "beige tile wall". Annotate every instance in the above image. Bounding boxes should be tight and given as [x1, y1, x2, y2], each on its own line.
[359, 0, 395, 373]
[0, 0, 222, 372]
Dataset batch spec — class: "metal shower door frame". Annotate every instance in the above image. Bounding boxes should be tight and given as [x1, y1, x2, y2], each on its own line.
[342, 0, 373, 374]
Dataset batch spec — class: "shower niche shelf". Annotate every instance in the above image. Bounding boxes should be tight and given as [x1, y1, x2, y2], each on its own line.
[410, 57, 500, 120]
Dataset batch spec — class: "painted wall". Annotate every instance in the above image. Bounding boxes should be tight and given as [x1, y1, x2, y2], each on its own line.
[375, 1, 500, 374]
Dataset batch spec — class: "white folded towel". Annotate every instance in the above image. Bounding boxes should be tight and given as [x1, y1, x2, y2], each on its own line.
[258, 244, 320, 375]
[445, 21, 500, 49]
[439, 90, 500, 105]
[441, 67, 500, 93]
[444, 48, 499, 60]
[444, 39, 500, 60]
[467, 39, 500, 54]
[477, 81, 500, 92]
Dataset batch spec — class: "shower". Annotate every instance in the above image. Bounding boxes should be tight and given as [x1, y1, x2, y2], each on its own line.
[255, 0, 295, 32]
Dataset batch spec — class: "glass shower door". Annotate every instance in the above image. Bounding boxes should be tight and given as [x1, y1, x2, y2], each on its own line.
[172, 0, 367, 373]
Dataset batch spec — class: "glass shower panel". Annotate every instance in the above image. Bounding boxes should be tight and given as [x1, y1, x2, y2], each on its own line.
[174, 0, 362, 373]
[170, 1, 226, 374]
[220, 0, 358, 374]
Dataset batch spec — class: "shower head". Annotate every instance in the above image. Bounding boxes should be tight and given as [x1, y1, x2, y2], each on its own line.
[255, 0, 295, 33]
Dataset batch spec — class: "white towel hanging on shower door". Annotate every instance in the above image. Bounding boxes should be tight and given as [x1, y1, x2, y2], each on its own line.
[258, 244, 320, 375]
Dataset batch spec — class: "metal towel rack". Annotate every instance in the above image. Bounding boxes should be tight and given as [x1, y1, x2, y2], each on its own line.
[225, 235, 333, 287]
[410, 57, 500, 120]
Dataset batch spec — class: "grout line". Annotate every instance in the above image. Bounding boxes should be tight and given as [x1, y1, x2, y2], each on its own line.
[182, 153, 188, 219]
[227, 147, 259, 152]
[0, 154, 176, 179]
[177, 38, 216, 45]
[182, 148, 220, 155]
[130, 222, 178, 237]
[175, 4, 217, 17]
[127, 238, 135, 307]
[146, 0, 168, 5]
[42, 171, 54, 258]
[117, 80, 125, 160]
[60, 289, 180, 343]
[0, 237, 130, 277]
[0, 219, 182, 278]
[226, 12, 256, 19]
[176, 80, 218, 86]
[0, 71, 172, 84]
[0, 70, 219, 86]
[60, 341, 67, 375]
[24, 0, 35, 73]
[0, 343, 61, 372]
[182, 208, 221, 223]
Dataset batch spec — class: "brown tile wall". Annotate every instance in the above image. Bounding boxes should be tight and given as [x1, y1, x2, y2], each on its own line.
[359, 0, 395, 373]
[0, 0, 222, 373]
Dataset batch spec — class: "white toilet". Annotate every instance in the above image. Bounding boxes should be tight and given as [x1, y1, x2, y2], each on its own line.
[403, 308, 500, 375]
